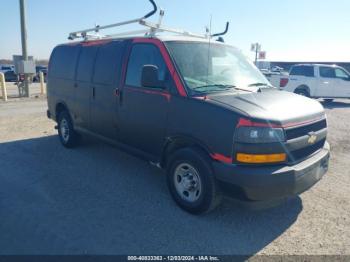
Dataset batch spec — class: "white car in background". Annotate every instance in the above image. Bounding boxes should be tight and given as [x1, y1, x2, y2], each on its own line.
[274, 64, 350, 102]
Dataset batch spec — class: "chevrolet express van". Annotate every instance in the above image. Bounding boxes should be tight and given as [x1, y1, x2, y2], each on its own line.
[47, 36, 330, 214]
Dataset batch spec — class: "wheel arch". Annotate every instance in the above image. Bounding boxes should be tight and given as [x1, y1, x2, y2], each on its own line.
[294, 85, 311, 96]
[55, 101, 70, 121]
[161, 135, 213, 168]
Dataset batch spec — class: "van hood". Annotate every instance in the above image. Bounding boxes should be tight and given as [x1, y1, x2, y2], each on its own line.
[206, 90, 325, 125]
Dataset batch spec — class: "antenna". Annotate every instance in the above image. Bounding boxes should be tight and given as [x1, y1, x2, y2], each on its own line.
[206, 15, 213, 86]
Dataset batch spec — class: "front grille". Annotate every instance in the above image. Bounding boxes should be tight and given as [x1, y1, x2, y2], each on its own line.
[285, 118, 327, 163]
[288, 138, 326, 162]
[285, 119, 327, 140]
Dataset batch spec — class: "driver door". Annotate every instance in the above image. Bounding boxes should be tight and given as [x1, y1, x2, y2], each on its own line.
[318, 67, 350, 97]
[334, 67, 350, 97]
[118, 42, 171, 157]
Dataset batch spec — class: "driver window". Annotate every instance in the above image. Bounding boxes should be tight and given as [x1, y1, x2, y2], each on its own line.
[335, 68, 349, 79]
[125, 44, 167, 88]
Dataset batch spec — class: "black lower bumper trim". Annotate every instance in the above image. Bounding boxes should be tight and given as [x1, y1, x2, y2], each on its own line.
[213, 142, 330, 201]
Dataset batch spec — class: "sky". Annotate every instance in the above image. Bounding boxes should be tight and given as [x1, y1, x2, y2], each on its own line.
[1, 0, 350, 62]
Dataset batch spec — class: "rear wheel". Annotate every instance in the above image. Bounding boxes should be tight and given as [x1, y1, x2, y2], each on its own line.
[166, 148, 221, 214]
[57, 110, 80, 148]
[295, 89, 309, 97]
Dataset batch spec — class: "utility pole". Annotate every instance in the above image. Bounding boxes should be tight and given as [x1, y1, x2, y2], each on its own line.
[254, 43, 259, 65]
[251, 43, 261, 65]
[19, 0, 29, 97]
[251, 43, 266, 67]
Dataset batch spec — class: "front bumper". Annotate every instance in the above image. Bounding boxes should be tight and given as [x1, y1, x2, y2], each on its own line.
[213, 142, 330, 201]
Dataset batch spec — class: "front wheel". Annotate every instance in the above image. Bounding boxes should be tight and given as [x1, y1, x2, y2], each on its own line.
[166, 148, 221, 214]
[324, 99, 334, 103]
[57, 110, 80, 148]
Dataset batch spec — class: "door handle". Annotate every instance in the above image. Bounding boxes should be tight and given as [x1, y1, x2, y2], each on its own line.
[116, 87, 123, 105]
[74, 83, 78, 88]
[92, 86, 95, 98]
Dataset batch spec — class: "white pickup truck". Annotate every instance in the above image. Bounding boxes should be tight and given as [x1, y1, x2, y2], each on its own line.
[269, 64, 350, 102]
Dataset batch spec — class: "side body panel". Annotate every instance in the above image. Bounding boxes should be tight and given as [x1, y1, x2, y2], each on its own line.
[47, 44, 81, 121]
[285, 76, 316, 95]
[315, 66, 350, 98]
[166, 96, 239, 164]
[283, 66, 317, 96]
[74, 44, 99, 130]
[90, 40, 127, 139]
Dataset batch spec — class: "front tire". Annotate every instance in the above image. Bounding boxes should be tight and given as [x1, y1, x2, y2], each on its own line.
[57, 110, 80, 148]
[166, 148, 221, 214]
[324, 99, 334, 103]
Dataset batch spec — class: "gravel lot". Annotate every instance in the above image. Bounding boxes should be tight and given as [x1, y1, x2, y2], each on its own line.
[0, 95, 349, 256]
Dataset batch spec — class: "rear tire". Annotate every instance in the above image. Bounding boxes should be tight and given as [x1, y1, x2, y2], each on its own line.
[295, 89, 309, 97]
[57, 110, 80, 148]
[166, 148, 221, 214]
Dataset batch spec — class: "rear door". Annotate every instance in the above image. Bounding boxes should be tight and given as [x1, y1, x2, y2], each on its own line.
[74, 45, 99, 130]
[118, 42, 171, 157]
[288, 65, 315, 93]
[90, 40, 126, 139]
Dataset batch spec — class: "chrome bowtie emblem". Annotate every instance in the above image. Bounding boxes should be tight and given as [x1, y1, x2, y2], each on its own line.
[308, 132, 317, 144]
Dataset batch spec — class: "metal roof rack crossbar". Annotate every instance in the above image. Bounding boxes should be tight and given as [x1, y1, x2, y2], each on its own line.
[67, 0, 229, 41]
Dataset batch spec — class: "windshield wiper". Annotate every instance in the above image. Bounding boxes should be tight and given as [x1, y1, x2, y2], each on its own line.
[193, 84, 236, 90]
[193, 84, 255, 93]
[248, 82, 273, 87]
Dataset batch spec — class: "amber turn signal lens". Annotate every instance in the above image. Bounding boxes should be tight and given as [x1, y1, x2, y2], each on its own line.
[236, 153, 287, 164]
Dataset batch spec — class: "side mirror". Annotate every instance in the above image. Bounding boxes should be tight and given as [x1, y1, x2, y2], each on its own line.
[141, 65, 165, 89]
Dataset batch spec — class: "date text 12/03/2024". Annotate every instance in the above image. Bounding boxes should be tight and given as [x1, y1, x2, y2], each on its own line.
[127, 256, 220, 261]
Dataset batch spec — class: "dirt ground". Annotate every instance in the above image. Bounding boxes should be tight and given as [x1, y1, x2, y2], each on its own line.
[0, 96, 349, 256]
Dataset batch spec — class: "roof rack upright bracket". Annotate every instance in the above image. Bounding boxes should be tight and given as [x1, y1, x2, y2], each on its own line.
[211, 22, 230, 37]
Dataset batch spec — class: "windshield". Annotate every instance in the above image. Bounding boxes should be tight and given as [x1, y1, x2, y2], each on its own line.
[165, 42, 270, 94]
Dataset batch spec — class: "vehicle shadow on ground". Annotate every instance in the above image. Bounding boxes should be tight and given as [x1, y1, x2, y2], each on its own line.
[321, 100, 350, 109]
[0, 135, 302, 256]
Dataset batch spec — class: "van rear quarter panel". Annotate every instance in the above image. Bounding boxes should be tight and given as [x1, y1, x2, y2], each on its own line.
[47, 44, 81, 120]
[48, 78, 75, 119]
[167, 96, 238, 162]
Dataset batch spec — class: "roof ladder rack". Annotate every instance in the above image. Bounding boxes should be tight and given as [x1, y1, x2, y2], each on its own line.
[68, 0, 229, 41]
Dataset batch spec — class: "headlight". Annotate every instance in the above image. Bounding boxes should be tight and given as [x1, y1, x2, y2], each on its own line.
[234, 118, 287, 164]
[235, 126, 285, 143]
